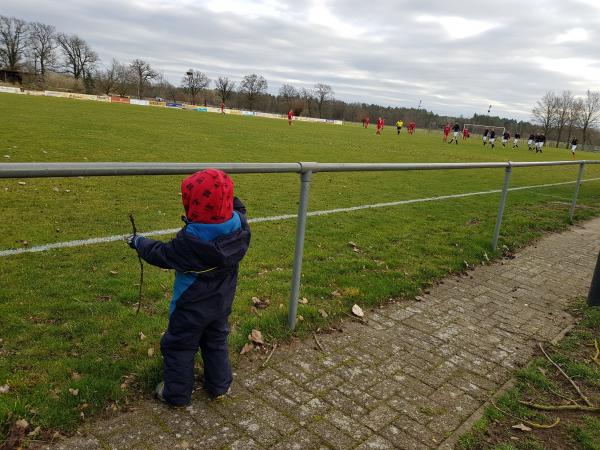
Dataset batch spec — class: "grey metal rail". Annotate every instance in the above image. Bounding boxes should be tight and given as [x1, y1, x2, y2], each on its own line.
[2, 159, 599, 329]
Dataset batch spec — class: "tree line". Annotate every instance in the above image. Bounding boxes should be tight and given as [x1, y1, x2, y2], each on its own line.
[1, 14, 599, 147]
[532, 90, 600, 150]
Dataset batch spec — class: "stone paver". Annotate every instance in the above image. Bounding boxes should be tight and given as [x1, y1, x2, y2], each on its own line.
[49, 219, 600, 449]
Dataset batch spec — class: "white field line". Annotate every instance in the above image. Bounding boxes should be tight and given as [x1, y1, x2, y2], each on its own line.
[2, 177, 599, 258]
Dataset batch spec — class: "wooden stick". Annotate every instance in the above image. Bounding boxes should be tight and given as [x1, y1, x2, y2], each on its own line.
[313, 333, 326, 352]
[593, 339, 600, 368]
[520, 401, 600, 413]
[343, 312, 368, 325]
[261, 344, 277, 368]
[129, 213, 144, 315]
[491, 400, 560, 429]
[538, 343, 593, 407]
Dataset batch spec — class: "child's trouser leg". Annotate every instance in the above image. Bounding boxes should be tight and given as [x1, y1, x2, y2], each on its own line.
[161, 327, 201, 406]
[199, 317, 232, 396]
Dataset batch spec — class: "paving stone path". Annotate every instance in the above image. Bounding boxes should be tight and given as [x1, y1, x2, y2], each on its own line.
[49, 219, 600, 450]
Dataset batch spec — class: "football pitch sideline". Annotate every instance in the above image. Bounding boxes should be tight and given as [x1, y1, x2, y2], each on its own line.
[1, 93, 600, 435]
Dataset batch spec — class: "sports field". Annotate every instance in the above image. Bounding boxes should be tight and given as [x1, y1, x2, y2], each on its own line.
[1, 93, 600, 435]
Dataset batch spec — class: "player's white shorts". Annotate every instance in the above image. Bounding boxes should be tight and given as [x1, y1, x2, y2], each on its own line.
[490, 138, 495, 144]
[453, 131, 459, 138]
[513, 138, 519, 144]
[535, 142, 544, 150]
[483, 136, 488, 142]
[527, 139, 533, 146]
[571, 145, 577, 153]
[502, 139, 508, 144]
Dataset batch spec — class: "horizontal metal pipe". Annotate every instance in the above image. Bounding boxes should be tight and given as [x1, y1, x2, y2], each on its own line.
[1, 160, 599, 179]
[0, 162, 303, 178]
[314, 162, 509, 172]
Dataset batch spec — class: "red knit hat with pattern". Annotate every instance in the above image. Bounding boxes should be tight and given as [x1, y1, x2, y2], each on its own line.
[181, 169, 234, 224]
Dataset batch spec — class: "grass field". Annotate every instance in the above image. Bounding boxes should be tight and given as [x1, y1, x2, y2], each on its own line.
[2, 93, 600, 439]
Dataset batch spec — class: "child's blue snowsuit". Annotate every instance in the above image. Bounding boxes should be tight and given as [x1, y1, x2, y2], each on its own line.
[133, 198, 250, 406]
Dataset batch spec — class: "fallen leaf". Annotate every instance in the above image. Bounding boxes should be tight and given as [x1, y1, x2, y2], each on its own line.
[15, 419, 29, 430]
[298, 315, 304, 321]
[352, 304, 364, 317]
[28, 426, 41, 437]
[299, 297, 309, 304]
[240, 343, 254, 354]
[71, 372, 82, 381]
[251, 297, 270, 309]
[68, 388, 79, 396]
[331, 290, 341, 297]
[139, 332, 146, 341]
[147, 348, 155, 357]
[250, 306, 258, 314]
[248, 329, 264, 345]
[18, 181, 26, 185]
[96, 295, 112, 302]
[348, 241, 358, 247]
[0, 384, 9, 394]
[511, 423, 532, 432]
[109, 270, 118, 275]
[318, 309, 329, 318]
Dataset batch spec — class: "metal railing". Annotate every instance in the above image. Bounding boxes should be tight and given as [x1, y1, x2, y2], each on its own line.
[2, 159, 599, 329]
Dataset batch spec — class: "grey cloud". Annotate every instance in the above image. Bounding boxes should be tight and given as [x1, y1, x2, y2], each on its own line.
[2, 0, 600, 120]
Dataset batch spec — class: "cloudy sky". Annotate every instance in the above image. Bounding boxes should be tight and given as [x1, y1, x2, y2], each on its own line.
[3, 0, 600, 120]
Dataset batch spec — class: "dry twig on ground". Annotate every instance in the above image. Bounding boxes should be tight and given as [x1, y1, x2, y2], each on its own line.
[313, 333, 326, 352]
[261, 344, 277, 368]
[491, 400, 560, 429]
[538, 343, 593, 407]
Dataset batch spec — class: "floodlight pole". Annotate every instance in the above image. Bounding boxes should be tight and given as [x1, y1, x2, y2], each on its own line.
[288, 163, 316, 330]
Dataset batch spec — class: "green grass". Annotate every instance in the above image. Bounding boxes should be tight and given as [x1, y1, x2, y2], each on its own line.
[458, 301, 600, 450]
[2, 93, 600, 439]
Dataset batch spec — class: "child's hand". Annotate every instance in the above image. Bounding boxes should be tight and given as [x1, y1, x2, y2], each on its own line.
[125, 235, 138, 249]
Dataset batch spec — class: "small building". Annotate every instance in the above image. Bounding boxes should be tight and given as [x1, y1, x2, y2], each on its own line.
[0, 69, 23, 84]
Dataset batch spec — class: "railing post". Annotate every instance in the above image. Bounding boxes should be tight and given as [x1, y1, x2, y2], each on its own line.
[588, 251, 600, 307]
[569, 162, 585, 223]
[288, 164, 315, 330]
[492, 164, 512, 251]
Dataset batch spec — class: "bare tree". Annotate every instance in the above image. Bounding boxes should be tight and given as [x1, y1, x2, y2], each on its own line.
[95, 58, 120, 95]
[214, 76, 236, 104]
[181, 69, 210, 105]
[565, 98, 583, 148]
[240, 73, 268, 110]
[278, 84, 298, 110]
[532, 91, 558, 137]
[554, 91, 574, 147]
[0, 16, 29, 70]
[300, 87, 314, 116]
[314, 83, 334, 118]
[28, 22, 55, 75]
[129, 59, 158, 98]
[114, 61, 133, 97]
[56, 33, 98, 79]
[579, 90, 600, 150]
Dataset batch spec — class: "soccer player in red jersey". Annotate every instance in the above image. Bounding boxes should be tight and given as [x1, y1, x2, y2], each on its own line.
[462, 127, 469, 140]
[376, 117, 384, 135]
[288, 109, 294, 125]
[443, 123, 451, 142]
[220, 102, 225, 114]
